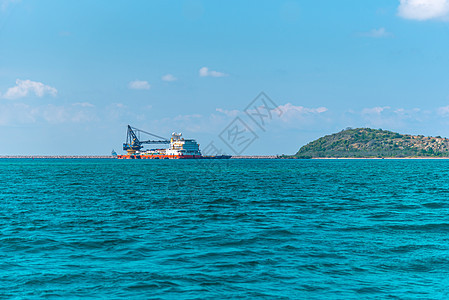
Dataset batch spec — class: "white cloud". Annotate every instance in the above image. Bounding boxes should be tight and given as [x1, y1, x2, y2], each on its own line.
[1, 79, 57, 100]
[128, 80, 151, 90]
[360, 28, 393, 38]
[73, 102, 94, 107]
[398, 0, 449, 21]
[199, 67, 228, 77]
[0, 103, 35, 125]
[1, 0, 20, 11]
[161, 74, 177, 82]
[394, 107, 421, 117]
[215, 108, 240, 117]
[0, 102, 97, 125]
[438, 105, 449, 116]
[278, 103, 328, 115]
[173, 114, 202, 121]
[356, 106, 431, 129]
[217, 103, 327, 128]
[362, 106, 391, 115]
[272, 103, 328, 127]
[40, 104, 97, 124]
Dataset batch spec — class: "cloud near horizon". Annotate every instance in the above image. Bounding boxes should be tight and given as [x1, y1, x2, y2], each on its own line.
[1, 79, 57, 100]
[199, 67, 228, 77]
[362, 106, 391, 115]
[215, 103, 328, 130]
[215, 108, 240, 117]
[73, 102, 94, 107]
[0, 0, 20, 11]
[0, 102, 97, 125]
[161, 74, 177, 82]
[278, 103, 327, 115]
[398, 0, 449, 21]
[352, 106, 435, 131]
[359, 28, 393, 38]
[128, 80, 151, 90]
[437, 105, 449, 116]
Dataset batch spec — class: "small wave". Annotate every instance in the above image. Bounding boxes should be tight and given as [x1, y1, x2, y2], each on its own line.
[259, 228, 296, 237]
[355, 286, 384, 294]
[387, 223, 449, 232]
[340, 226, 374, 232]
[394, 204, 421, 210]
[126, 282, 174, 290]
[388, 244, 443, 254]
[421, 202, 446, 209]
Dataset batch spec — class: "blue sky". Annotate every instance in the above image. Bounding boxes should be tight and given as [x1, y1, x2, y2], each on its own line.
[1, 0, 449, 155]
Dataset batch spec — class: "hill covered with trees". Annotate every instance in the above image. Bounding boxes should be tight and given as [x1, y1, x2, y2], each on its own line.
[294, 128, 449, 158]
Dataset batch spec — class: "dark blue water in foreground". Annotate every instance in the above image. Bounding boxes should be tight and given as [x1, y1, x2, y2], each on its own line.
[2, 159, 449, 298]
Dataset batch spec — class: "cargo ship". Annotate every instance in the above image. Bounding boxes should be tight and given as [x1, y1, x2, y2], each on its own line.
[117, 125, 231, 159]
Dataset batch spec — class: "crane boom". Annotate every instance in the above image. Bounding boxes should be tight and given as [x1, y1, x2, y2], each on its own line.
[123, 125, 170, 155]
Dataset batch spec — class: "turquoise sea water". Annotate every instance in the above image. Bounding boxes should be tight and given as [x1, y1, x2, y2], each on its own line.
[1, 159, 449, 298]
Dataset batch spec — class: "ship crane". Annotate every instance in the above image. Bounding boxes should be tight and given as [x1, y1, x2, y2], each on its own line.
[123, 125, 170, 155]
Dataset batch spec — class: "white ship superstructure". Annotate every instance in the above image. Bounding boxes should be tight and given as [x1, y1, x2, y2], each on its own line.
[165, 132, 202, 156]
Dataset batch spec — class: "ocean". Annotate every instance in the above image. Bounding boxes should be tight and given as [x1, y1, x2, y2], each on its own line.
[1, 159, 449, 298]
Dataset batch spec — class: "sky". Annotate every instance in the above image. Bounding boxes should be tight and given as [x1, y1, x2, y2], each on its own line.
[1, 0, 449, 155]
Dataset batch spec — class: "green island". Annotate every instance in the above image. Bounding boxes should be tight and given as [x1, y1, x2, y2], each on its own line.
[289, 128, 449, 158]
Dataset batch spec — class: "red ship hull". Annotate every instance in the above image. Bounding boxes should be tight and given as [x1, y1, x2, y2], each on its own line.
[117, 154, 202, 159]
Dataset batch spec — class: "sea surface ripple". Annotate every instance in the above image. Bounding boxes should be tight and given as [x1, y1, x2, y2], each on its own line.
[1, 159, 449, 298]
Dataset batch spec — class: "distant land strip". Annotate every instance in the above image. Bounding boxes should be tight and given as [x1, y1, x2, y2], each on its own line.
[0, 156, 114, 159]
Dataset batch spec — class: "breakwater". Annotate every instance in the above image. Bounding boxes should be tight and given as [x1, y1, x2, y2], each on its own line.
[230, 155, 279, 159]
[0, 156, 114, 159]
[0, 155, 280, 159]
